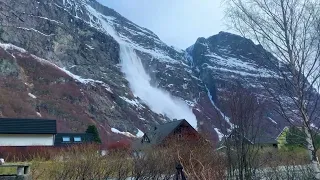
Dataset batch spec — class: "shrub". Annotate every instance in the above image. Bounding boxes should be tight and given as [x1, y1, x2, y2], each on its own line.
[0, 146, 60, 162]
[31, 144, 130, 180]
[86, 125, 101, 143]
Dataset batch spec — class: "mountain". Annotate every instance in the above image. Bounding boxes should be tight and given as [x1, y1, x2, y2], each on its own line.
[0, 0, 288, 144]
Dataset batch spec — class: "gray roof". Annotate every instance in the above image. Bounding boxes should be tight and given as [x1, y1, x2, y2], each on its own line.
[218, 128, 277, 148]
[0, 118, 57, 134]
[255, 135, 278, 144]
[133, 119, 191, 150]
[146, 120, 185, 145]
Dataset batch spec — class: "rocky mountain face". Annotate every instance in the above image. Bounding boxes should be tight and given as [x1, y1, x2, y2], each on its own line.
[0, 0, 290, 145]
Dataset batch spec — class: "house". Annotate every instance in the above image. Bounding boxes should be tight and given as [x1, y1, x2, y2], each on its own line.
[217, 128, 278, 150]
[276, 126, 291, 149]
[276, 126, 320, 149]
[0, 118, 57, 146]
[54, 133, 94, 146]
[0, 118, 95, 147]
[133, 119, 200, 150]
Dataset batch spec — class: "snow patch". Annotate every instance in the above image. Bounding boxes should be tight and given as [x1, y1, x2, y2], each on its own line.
[111, 128, 135, 138]
[104, 85, 113, 93]
[30, 15, 63, 24]
[136, 129, 144, 138]
[28, 93, 37, 99]
[119, 96, 144, 109]
[59, 68, 112, 93]
[0, 43, 26, 53]
[268, 117, 278, 124]
[182, 83, 188, 89]
[85, 44, 94, 49]
[139, 117, 146, 121]
[36, 112, 42, 117]
[205, 85, 233, 129]
[185, 100, 196, 107]
[205, 53, 278, 78]
[60, 68, 98, 84]
[17, 27, 55, 36]
[214, 128, 224, 141]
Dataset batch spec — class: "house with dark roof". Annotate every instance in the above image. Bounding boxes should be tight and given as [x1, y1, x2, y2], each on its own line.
[54, 133, 94, 146]
[217, 128, 278, 150]
[133, 119, 200, 150]
[0, 118, 57, 146]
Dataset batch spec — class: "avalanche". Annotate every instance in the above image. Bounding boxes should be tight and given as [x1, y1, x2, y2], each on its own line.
[85, 4, 198, 128]
[120, 46, 198, 128]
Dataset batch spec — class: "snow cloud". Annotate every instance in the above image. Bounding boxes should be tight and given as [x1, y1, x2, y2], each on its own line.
[120, 46, 198, 128]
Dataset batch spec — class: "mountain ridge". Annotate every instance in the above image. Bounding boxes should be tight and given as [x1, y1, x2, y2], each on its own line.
[0, 0, 291, 144]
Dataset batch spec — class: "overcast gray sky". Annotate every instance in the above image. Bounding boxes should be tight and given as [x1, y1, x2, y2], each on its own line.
[97, 0, 226, 49]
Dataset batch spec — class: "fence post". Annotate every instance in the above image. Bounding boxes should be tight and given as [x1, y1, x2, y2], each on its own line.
[176, 163, 187, 180]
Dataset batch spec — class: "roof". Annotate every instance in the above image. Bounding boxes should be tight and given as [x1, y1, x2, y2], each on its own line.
[146, 119, 186, 145]
[218, 128, 277, 147]
[255, 135, 278, 144]
[54, 133, 94, 146]
[0, 118, 57, 134]
[133, 119, 196, 149]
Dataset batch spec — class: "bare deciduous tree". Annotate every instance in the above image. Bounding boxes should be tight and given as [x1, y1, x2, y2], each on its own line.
[225, 0, 320, 178]
[220, 87, 265, 179]
[175, 139, 226, 180]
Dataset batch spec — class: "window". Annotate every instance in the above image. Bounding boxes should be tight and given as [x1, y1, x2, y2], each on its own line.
[74, 137, 82, 142]
[62, 137, 70, 142]
[141, 136, 150, 143]
[144, 137, 149, 142]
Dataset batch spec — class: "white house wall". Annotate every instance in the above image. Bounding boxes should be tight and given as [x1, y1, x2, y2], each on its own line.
[0, 134, 54, 146]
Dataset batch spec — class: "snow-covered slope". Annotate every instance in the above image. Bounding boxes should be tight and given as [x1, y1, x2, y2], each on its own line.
[186, 32, 292, 137]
